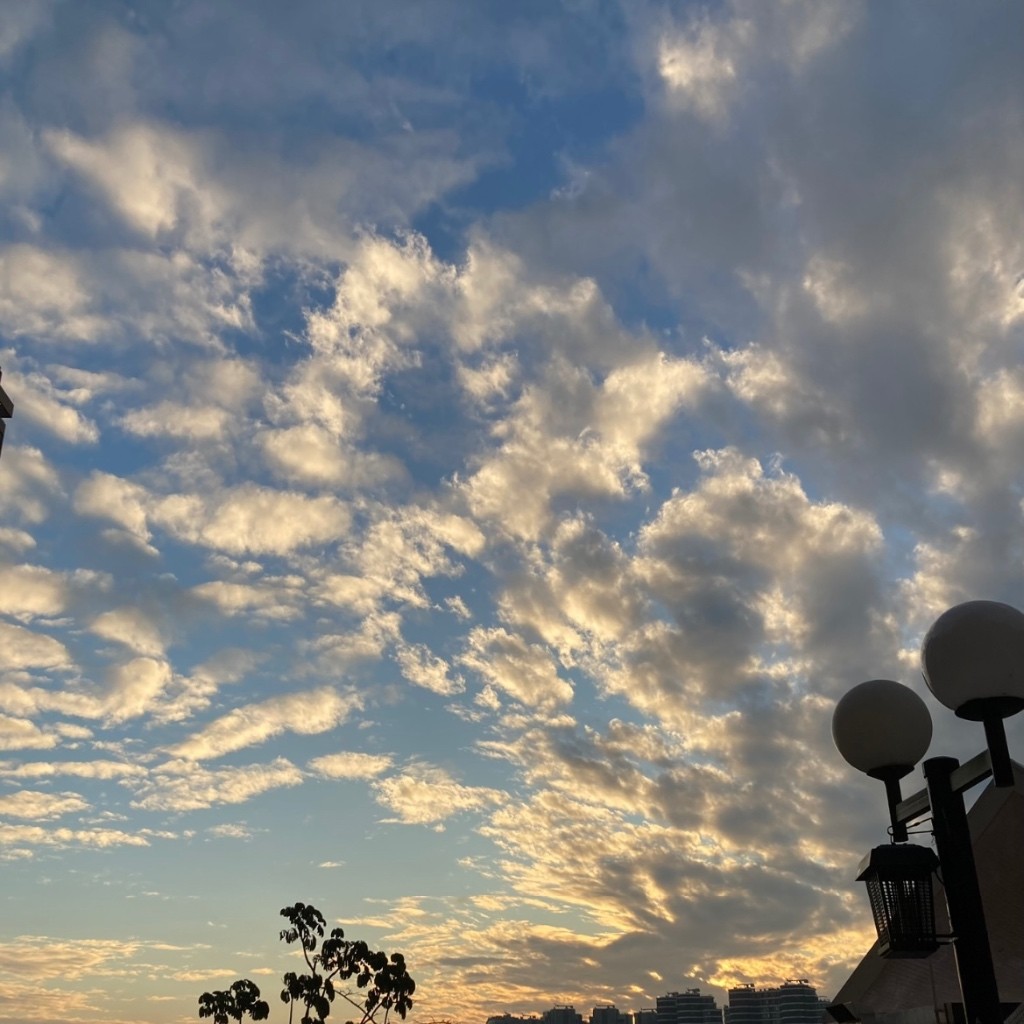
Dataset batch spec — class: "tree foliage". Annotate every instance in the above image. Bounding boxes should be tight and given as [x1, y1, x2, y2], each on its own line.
[198, 979, 270, 1023]
[199, 902, 416, 1024]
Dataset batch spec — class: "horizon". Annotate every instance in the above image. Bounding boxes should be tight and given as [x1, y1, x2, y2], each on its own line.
[2, 2, 1024, 1023]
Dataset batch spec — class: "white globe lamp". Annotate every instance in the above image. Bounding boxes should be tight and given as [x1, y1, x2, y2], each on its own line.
[921, 599, 1024, 786]
[832, 678, 933, 778]
[832, 679, 933, 842]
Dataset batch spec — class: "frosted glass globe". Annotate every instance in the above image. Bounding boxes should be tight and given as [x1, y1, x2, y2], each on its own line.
[921, 600, 1024, 720]
[832, 679, 933, 777]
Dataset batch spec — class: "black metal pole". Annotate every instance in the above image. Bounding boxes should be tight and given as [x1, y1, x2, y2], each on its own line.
[881, 773, 908, 843]
[922, 756, 1002, 1024]
[982, 718, 1014, 788]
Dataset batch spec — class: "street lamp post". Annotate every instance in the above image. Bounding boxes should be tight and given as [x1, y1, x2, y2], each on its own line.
[831, 601, 1024, 1024]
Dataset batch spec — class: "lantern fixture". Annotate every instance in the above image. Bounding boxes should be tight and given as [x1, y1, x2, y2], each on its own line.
[856, 843, 940, 959]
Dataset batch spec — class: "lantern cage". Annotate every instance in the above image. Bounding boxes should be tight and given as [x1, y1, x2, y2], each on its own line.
[856, 843, 941, 958]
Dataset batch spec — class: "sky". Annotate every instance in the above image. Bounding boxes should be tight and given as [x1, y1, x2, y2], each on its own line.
[2, 1, 1024, 1022]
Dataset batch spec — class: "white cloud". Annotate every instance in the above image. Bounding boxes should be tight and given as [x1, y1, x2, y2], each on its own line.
[74, 471, 151, 543]
[0, 446, 62, 527]
[0, 759, 145, 780]
[308, 751, 394, 779]
[6, 371, 99, 444]
[653, 2, 856, 123]
[461, 627, 574, 709]
[152, 484, 351, 556]
[0, 935, 142, 981]
[169, 686, 363, 760]
[657, 15, 749, 123]
[75, 474, 352, 556]
[373, 763, 505, 826]
[0, 245, 107, 342]
[450, 240, 628, 360]
[496, 515, 646, 659]
[802, 254, 871, 324]
[313, 504, 486, 618]
[121, 401, 230, 441]
[120, 356, 261, 442]
[0, 716, 58, 752]
[206, 822, 256, 840]
[0, 563, 68, 621]
[0, 824, 149, 849]
[395, 643, 464, 696]
[304, 233, 450, 369]
[91, 607, 166, 658]
[47, 122, 219, 239]
[130, 757, 303, 811]
[463, 352, 707, 540]
[0, 789, 89, 820]
[104, 657, 173, 723]
[0, 681, 100, 722]
[0, 528, 36, 552]
[191, 579, 304, 620]
[309, 610, 401, 669]
[260, 424, 349, 485]
[456, 352, 519, 406]
[0, 621, 70, 671]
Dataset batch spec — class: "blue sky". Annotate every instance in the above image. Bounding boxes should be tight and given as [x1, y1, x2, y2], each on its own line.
[3, 2, 1024, 1022]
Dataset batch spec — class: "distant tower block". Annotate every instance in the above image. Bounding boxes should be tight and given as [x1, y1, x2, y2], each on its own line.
[0, 366, 12, 459]
[725, 981, 822, 1024]
[657, 989, 723, 1024]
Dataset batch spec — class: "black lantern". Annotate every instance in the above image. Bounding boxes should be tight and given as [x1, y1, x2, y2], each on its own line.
[856, 843, 940, 958]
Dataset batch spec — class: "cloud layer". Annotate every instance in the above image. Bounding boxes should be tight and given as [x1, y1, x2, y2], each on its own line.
[2, 2, 1024, 1023]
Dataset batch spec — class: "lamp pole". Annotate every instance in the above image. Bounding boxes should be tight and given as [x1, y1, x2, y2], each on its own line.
[832, 601, 1024, 1024]
[920, 756, 1001, 1024]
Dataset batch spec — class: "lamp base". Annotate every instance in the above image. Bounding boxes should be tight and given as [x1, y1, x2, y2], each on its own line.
[955, 695, 1024, 721]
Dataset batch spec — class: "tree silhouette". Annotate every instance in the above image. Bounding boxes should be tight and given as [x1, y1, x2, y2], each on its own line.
[199, 902, 415, 1024]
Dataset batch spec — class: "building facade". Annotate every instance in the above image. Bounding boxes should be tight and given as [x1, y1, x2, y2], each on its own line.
[544, 1006, 584, 1024]
[657, 989, 723, 1024]
[726, 981, 822, 1024]
[591, 1006, 630, 1024]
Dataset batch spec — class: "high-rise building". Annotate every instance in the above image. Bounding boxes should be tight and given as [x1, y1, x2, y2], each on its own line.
[591, 1006, 629, 1024]
[657, 989, 723, 1024]
[777, 981, 822, 1024]
[725, 981, 822, 1024]
[634, 1009, 658, 1024]
[726, 985, 765, 1024]
[544, 1006, 584, 1024]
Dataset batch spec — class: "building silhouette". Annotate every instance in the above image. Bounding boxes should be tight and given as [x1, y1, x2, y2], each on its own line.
[657, 989, 723, 1024]
[591, 1006, 630, 1024]
[544, 1006, 584, 1024]
[726, 981, 822, 1024]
